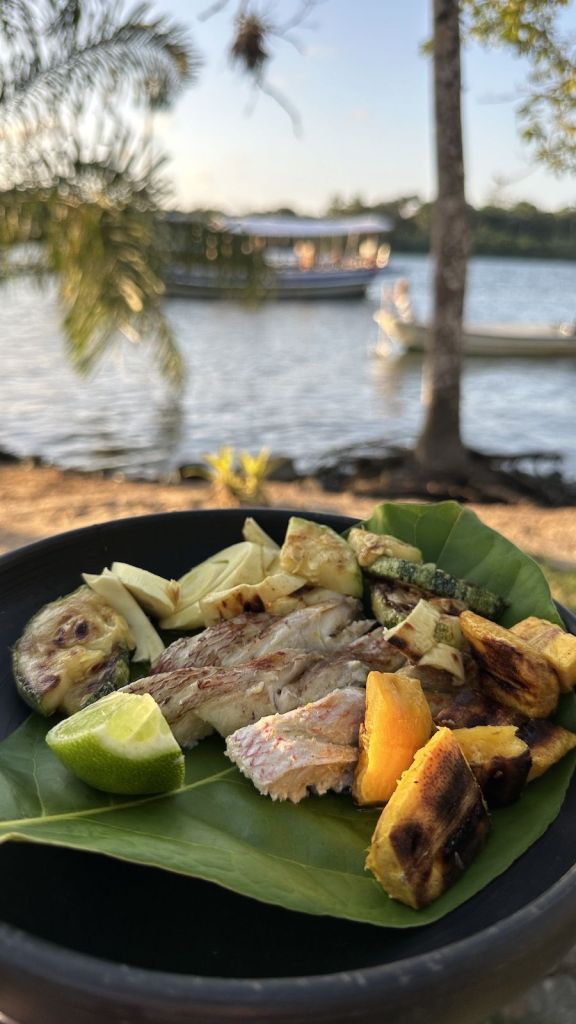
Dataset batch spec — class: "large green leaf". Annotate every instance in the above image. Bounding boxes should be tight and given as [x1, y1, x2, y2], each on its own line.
[0, 501, 574, 927]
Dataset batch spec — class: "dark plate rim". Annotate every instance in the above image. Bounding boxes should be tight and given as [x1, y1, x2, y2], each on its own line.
[0, 507, 575, 1011]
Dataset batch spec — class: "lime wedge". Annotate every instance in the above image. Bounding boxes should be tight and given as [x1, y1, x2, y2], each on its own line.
[46, 692, 185, 795]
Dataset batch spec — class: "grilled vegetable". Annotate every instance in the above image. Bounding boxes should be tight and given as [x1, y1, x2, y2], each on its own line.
[347, 527, 422, 568]
[366, 727, 491, 909]
[110, 563, 179, 618]
[13, 586, 132, 716]
[279, 517, 363, 598]
[516, 719, 576, 781]
[460, 611, 560, 718]
[418, 643, 465, 684]
[83, 570, 164, 664]
[241, 517, 280, 552]
[367, 557, 505, 619]
[352, 672, 432, 806]
[452, 726, 531, 807]
[166, 541, 278, 629]
[370, 582, 419, 627]
[199, 572, 306, 626]
[434, 688, 522, 730]
[385, 600, 440, 660]
[434, 615, 463, 649]
[510, 617, 576, 693]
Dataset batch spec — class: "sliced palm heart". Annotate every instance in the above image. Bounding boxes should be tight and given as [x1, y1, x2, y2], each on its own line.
[13, 586, 132, 716]
[352, 672, 433, 807]
[165, 541, 276, 629]
[83, 570, 164, 664]
[200, 572, 306, 626]
[46, 692, 185, 795]
[242, 517, 280, 552]
[110, 562, 179, 618]
[460, 611, 560, 718]
[418, 643, 465, 684]
[385, 600, 441, 660]
[279, 517, 363, 598]
[366, 727, 491, 909]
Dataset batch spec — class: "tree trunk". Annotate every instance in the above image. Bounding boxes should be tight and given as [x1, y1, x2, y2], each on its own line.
[415, 0, 469, 477]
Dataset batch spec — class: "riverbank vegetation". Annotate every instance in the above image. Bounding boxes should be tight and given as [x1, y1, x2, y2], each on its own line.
[327, 196, 576, 261]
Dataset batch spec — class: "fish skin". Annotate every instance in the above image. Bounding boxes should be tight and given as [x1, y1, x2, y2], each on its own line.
[124, 650, 318, 747]
[125, 648, 374, 747]
[151, 599, 371, 675]
[225, 688, 366, 803]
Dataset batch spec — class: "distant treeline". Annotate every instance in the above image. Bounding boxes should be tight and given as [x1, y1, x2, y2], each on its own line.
[170, 197, 576, 260]
[326, 196, 576, 260]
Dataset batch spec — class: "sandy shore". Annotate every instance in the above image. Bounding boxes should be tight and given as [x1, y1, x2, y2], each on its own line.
[0, 462, 574, 563]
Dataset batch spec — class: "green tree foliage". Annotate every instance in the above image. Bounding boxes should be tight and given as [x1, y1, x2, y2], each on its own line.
[0, 1, 199, 382]
[462, 0, 576, 173]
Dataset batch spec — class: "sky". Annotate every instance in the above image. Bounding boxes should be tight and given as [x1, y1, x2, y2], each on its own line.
[150, 0, 576, 214]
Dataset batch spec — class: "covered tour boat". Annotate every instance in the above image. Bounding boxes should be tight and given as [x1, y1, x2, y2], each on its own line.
[164, 213, 392, 300]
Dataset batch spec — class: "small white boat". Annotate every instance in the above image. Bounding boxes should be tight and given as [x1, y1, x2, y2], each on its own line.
[374, 311, 576, 358]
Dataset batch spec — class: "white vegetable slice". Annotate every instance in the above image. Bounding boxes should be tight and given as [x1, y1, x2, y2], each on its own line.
[242, 517, 280, 552]
[110, 562, 179, 618]
[83, 570, 165, 663]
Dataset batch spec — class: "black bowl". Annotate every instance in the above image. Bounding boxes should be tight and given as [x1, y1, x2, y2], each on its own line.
[0, 508, 575, 1024]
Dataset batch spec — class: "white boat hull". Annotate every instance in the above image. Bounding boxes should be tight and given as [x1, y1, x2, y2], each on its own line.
[375, 314, 576, 357]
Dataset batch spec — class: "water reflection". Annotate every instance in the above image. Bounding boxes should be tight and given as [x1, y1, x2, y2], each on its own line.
[0, 255, 575, 480]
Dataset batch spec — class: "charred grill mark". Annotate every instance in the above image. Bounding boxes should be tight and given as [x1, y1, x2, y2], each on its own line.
[472, 750, 531, 808]
[440, 796, 490, 884]
[38, 672, 60, 694]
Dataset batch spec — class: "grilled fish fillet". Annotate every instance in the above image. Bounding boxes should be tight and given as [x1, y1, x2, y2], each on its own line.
[225, 688, 366, 802]
[126, 645, 378, 747]
[151, 599, 371, 674]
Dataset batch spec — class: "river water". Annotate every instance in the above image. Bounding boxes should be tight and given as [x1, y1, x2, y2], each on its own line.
[0, 254, 574, 480]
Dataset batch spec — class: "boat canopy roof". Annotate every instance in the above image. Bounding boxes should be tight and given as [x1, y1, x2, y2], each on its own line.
[212, 214, 393, 238]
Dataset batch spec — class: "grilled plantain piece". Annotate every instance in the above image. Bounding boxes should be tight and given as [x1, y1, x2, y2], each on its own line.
[510, 617, 576, 693]
[347, 528, 422, 568]
[516, 718, 576, 781]
[434, 687, 522, 730]
[460, 611, 560, 718]
[366, 727, 491, 909]
[452, 726, 531, 807]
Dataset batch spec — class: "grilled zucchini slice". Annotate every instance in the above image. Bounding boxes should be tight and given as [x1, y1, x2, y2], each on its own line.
[366, 727, 490, 909]
[13, 586, 132, 716]
[279, 517, 362, 598]
[367, 557, 505, 619]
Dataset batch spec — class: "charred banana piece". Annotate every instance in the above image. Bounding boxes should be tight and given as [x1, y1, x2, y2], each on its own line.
[366, 727, 490, 909]
[452, 725, 531, 807]
[510, 616, 576, 693]
[460, 611, 560, 718]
